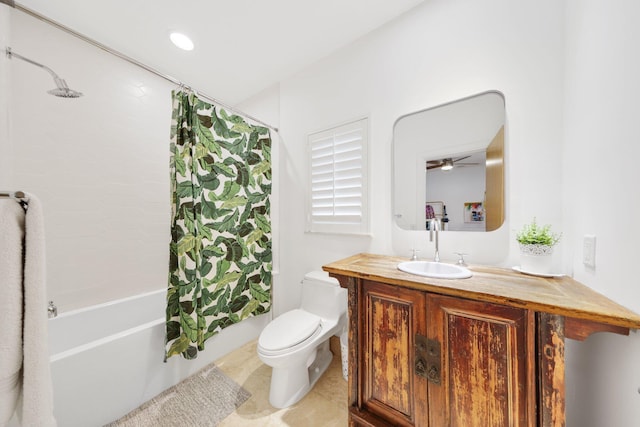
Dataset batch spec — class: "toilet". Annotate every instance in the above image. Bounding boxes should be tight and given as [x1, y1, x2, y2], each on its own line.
[257, 271, 348, 408]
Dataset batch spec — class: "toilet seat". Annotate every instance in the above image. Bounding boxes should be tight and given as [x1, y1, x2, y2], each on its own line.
[256, 272, 348, 409]
[258, 309, 322, 353]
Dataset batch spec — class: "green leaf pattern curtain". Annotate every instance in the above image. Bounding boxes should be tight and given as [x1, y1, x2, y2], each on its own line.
[166, 90, 272, 360]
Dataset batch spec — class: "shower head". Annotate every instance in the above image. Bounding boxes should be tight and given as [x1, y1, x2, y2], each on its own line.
[6, 47, 83, 98]
[48, 86, 83, 99]
[47, 76, 83, 98]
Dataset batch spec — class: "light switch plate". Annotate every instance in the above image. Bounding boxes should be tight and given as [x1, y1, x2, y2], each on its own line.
[583, 235, 596, 268]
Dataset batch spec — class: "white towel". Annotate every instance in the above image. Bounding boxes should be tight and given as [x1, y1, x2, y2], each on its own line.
[0, 196, 57, 426]
[0, 200, 25, 426]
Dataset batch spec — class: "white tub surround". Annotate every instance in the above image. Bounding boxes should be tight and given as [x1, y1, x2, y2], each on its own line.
[6, 289, 269, 427]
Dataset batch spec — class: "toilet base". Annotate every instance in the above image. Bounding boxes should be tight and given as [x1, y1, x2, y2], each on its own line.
[268, 340, 333, 408]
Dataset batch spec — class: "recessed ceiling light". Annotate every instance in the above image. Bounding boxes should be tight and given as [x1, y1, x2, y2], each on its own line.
[169, 32, 194, 51]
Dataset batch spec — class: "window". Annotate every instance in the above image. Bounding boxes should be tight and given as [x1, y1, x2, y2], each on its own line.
[307, 118, 369, 234]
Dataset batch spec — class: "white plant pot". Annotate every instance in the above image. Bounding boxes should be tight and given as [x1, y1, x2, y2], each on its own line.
[519, 244, 554, 274]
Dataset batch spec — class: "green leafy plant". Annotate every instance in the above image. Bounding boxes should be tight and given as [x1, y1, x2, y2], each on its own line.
[516, 218, 561, 247]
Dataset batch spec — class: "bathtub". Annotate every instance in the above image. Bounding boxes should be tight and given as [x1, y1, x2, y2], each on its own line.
[10, 289, 269, 427]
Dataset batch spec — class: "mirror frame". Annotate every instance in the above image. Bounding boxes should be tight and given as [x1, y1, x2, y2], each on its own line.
[392, 90, 505, 232]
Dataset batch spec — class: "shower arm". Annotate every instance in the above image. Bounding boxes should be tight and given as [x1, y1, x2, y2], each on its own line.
[6, 47, 71, 90]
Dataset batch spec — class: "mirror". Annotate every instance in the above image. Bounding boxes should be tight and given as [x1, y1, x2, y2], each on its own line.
[393, 91, 505, 232]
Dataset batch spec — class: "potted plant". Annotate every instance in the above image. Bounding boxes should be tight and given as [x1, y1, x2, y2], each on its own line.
[516, 218, 561, 274]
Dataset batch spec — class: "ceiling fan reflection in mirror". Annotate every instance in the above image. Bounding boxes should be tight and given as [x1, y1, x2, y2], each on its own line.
[426, 155, 479, 171]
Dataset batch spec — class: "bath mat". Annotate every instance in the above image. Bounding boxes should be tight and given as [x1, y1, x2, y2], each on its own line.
[105, 363, 250, 427]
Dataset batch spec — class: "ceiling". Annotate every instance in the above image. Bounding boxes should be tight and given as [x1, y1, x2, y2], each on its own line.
[15, 0, 424, 105]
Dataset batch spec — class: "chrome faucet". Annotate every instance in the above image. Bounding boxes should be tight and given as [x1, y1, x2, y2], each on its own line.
[429, 218, 441, 262]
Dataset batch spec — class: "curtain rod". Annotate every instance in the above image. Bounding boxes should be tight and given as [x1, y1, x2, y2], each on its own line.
[10, 2, 279, 132]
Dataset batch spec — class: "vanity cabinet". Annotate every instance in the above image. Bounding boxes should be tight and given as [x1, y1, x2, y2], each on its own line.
[359, 281, 428, 426]
[427, 294, 531, 426]
[358, 280, 531, 426]
[323, 253, 640, 427]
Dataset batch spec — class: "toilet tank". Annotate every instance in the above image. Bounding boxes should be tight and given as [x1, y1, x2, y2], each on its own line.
[301, 271, 347, 320]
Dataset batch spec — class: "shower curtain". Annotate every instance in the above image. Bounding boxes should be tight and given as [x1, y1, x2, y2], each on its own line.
[166, 90, 272, 360]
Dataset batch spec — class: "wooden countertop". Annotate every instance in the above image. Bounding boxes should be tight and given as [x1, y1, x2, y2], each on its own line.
[323, 253, 640, 331]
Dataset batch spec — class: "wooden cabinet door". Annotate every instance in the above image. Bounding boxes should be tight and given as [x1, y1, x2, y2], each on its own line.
[426, 294, 534, 427]
[360, 280, 429, 426]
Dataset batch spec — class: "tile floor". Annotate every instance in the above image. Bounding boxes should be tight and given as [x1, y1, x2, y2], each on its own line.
[216, 337, 348, 426]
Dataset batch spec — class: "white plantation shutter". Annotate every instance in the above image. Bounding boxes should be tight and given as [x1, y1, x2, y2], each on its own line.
[307, 118, 369, 234]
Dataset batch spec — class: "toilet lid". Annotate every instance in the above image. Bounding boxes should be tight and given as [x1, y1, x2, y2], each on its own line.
[259, 309, 321, 351]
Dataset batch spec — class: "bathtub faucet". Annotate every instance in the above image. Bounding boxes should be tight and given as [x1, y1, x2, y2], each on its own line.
[48, 301, 57, 318]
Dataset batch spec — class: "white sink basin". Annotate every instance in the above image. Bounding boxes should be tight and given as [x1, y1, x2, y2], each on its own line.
[397, 261, 472, 279]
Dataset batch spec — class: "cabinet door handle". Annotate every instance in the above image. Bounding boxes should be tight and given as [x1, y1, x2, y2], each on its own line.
[416, 357, 427, 376]
[427, 365, 440, 384]
[415, 334, 441, 385]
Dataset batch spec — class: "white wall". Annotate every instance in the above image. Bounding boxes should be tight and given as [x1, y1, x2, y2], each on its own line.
[275, 0, 566, 314]
[4, 8, 270, 424]
[275, 0, 640, 423]
[0, 5, 11, 187]
[3, 9, 267, 376]
[6, 10, 173, 312]
[5, 10, 282, 317]
[563, 0, 640, 424]
[4, 0, 640, 422]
